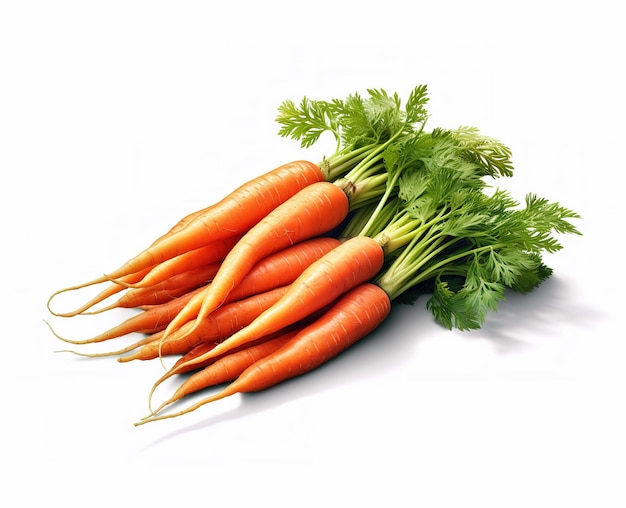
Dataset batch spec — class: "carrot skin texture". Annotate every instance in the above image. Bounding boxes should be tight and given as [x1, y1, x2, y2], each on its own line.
[126, 237, 340, 312]
[59, 237, 341, 347]
[129, 235, 241, 290]
[119, 285, 290, 362]
[122, 238, 343, 358]
[152, 330, 300, 415]
[49, 160, 321, 316]
[105, 160, 325, 280]
[138, 283, 391, 424]
[176, 235, 385, 372]
[231, 283, 391, 392]
[112, 261, 222, 309]
[165, 181, 350, 336]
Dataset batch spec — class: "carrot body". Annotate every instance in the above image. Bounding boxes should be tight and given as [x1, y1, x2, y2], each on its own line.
[60, 235, 236, 316]
[126, 235, 241, 290]
[150, 330, 300, 416]
[104, 160, 325, 280]
[107, 261, 222, 310]
[172, 235, 385, 374]
[55, 237, 341, 346]
[163, 181, 350, 338]
[225, 283, 391, 391]
[119, 285, 290, 362]
[151, 204, 213, 245]
[138, 283, 392, 424]
[47, 160, 323, 314]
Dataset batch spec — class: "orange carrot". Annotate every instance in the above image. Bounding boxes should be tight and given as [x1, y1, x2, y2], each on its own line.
[52, 237, 341, 347]
[137, 283, 391, 424]
[143, 303, 333, 412]
[104, 160, 325, 279]
[119, 235, 241, 291]
[162, 181, 350, 340]
[47, 160, 324, 313]
[136, 236, 342, 312]
[98, 261, 222, 311]
[118, 285, 290, 362]
[163, 235, 384, 376]
[149, 329, 301, 416]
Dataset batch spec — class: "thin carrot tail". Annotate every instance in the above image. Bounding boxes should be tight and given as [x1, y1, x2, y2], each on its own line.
[46, 275, 120, 317]
[54, 333, 157, 358]
[136, 383, 241, 426]
[46, 267, 152, 317]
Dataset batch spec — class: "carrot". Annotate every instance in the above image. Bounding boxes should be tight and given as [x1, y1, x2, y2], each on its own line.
[151, 204, 212, 244]
[97, 261, 223, 311]
[50, 287, 204, 346]
[47, 236, 240, 317]
[137, 283, 392, 424]
[117, 235, 241, 291]
[118, 237, 342, 360]
[143, 301, 334, 412]
[117, 285, 290, 362]
[148, 329, 301, 417]
[47, 160, 324, 314]
[135, 236, 342, 312]
[162, 181, 350, 340]
[52, 237, 341, 347]
[164, 235, 385, 376]
[104, 160, 325, 279]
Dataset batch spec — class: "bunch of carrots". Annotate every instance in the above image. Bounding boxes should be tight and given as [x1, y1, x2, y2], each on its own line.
[46, 85, 581, 425]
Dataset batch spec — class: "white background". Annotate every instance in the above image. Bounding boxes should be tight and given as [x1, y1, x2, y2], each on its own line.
[2, 1, 624, 506]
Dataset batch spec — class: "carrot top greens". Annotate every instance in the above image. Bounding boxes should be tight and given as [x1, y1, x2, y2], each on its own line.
[342, 125, 581, 330]
[275, 86, 581, 330]
[276, 86, 431, 207]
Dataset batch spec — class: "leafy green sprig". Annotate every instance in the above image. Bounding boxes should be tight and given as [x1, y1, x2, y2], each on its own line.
[276, 86, 431, 207]
[367, 145, 581, 330]
[334, 123, 580, 330]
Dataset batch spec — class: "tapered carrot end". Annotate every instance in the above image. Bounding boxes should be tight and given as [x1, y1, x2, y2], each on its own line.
[135, 383, 240, 426]
[46, 275, 111, 317]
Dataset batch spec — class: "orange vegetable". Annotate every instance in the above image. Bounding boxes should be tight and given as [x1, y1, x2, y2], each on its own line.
[148, 329, 302, 417]
[161, 235, 384, 377]
[47, 160, 325, 315]
[137, 283, 391, 424]
[162, 181, 350, 340]
[118, 286, 290, 362]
